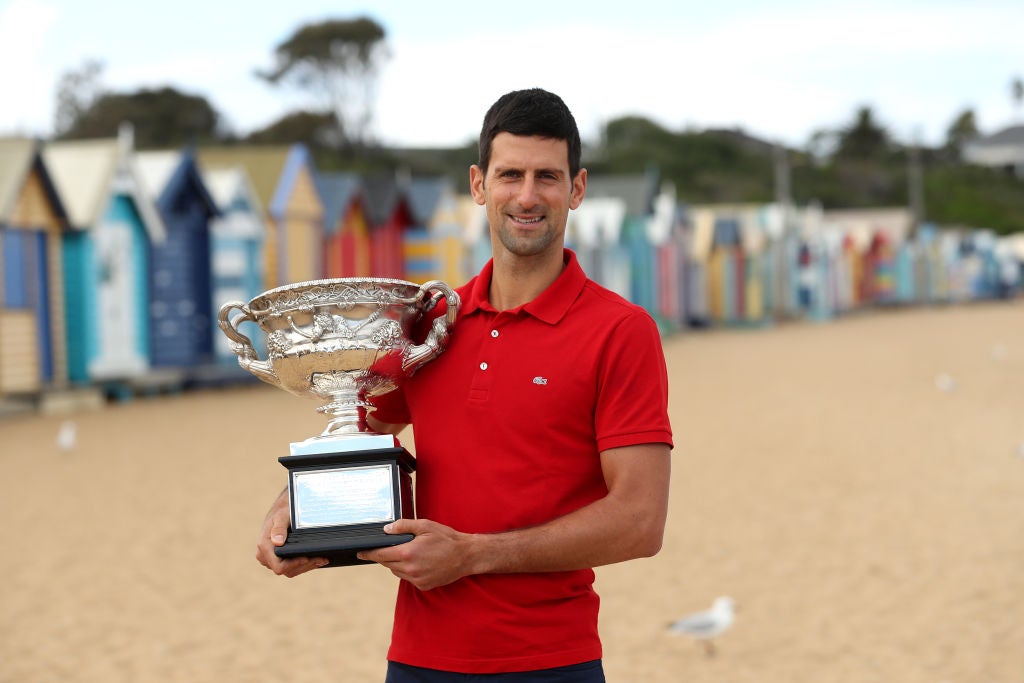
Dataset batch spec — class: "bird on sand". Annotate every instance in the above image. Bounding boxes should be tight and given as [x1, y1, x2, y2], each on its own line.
[668, 596, 735, 657]
[56, 420, 77, 452]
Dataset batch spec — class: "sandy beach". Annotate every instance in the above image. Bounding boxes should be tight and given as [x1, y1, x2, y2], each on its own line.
[2, 300, 1023, 683]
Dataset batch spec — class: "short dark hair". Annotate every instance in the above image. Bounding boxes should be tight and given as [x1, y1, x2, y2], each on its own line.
[478, 88, 582, 180]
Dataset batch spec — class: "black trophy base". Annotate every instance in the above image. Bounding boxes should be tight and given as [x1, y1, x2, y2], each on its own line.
[275, 524, 415, 567]
[276, 446, 416, 568]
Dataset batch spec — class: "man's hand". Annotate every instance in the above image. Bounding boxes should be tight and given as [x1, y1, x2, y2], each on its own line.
[255, 488, 328, 577]
[357, 519, 476, 591]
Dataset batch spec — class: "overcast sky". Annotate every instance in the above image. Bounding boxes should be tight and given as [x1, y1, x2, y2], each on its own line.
[2, 0, 1022, 149]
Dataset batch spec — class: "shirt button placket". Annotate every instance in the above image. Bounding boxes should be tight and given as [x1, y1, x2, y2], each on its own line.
[481, 328, 499, 372]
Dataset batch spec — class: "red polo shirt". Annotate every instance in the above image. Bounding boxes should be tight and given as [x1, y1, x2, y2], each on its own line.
[374, 249, 673, 673]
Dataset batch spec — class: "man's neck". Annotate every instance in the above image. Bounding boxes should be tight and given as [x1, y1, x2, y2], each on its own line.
[488, 250, 565, 311]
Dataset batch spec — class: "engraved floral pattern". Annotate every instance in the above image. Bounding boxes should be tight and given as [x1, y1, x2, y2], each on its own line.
[312, 372, 357, 394]
[370, 320, 403, 347]
[267, 331, 292, 356]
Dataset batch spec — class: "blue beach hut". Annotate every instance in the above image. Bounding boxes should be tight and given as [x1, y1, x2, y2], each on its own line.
[43, 132, 167, 386]
[0, 137, 69, 394]
[199, 145, 322, 290]
[136, 149, 219, 375]
[567, 195, 627, 295]
[202, 165, 267, 366]
[585, 173, 659, 312]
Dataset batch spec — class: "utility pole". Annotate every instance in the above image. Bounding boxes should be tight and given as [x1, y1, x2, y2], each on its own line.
[773, 142, 792, 209]
[907, 132, 925, 238]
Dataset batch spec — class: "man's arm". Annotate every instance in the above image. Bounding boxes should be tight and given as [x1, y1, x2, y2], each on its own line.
[357, 442, 671, 591]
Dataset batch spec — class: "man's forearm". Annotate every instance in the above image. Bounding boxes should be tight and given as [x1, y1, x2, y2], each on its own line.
[465, 444, 670, 574]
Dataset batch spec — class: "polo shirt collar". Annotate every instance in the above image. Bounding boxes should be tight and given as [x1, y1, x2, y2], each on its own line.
[461, 248, 586, 325]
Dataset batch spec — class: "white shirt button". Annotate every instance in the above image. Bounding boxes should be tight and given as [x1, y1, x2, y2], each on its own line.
[490, 329, 499, 338]
[480, 362, 488, 371]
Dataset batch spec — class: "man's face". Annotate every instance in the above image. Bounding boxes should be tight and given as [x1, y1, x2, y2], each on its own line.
[470, 133, 586, 260]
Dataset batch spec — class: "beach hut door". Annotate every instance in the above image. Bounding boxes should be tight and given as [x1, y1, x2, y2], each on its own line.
[91, 221, 144, 377]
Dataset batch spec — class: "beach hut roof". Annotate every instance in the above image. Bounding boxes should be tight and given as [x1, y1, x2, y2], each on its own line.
[968, 124, 1024, 148]
[585, 173, 658, 217]
[820, 207, 912, 245]
[135, 150, 181, 204]
[645, 186, 677, 245]
[42, 136, 166, 241]
[0, 137, 40, 221]
[569, 196, 627, 247]
[269, 144, 316, 218]
[962, 125, 1024, 170]
[406, 176, 448, 225]
[362, 174, 405, 226]
[202, 165, 264, 214]
[0, 138, 67, 229]
[197, 145, 293, 208]
[136, 149, 218, 218]
[315, 171, 362, 234]
[202, 166, 267, 240]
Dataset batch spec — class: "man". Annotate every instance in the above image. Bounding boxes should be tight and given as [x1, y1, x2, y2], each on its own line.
[256, 88, 673, 682]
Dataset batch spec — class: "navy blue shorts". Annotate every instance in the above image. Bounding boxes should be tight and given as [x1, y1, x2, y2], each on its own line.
[385, 660, 605, 683]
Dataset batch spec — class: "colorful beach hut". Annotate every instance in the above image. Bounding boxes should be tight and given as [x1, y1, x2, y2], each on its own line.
[202, 165, 268, 365]
[685, 208, 714, 327]
[708, 215, 744, 325]
[567, 196, 627, 294]
[199, 145, 323, 289]
[648, 188, 684, 332]
[405, 176, 463, 285]
[43, 133, 167, 385]
[456, 195, 491, 278]
[585, 173, 659, 313]
[363, 175, 414, 279]
[0, 138, 69, 394]
[316, 172, 368, 278]
[135, 149, 219, 374]
[738, 207, 769, 325]
[863, 230, 897, 304]
[756, 203, 791, 320]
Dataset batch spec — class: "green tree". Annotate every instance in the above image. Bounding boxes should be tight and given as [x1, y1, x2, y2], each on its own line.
[592, 116, 774, 203]
[245, 109, 340, 147]
[944, 108, 978, 160]
[53, 58, 106, 137]
[835, 106, 890, 160]
[59, 87, 223, 148]
[257, 16, 390, 149]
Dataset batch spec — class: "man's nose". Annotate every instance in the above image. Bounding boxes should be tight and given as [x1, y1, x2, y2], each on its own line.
[516, 176, 539, 207]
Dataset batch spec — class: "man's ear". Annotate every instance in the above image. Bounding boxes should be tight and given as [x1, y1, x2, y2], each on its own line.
[470, 165, 486, 206]
[569, 168, 587, 210]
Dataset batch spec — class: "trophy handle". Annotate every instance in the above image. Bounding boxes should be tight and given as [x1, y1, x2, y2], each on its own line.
[402, 280, 461, 375]
[217, 301, 281, 387]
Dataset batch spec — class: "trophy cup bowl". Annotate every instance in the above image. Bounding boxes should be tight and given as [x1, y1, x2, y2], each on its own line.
[218, 277, 460, 567]
[218, 277, 459, 438]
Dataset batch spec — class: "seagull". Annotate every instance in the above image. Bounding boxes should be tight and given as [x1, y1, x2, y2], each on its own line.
[668, 596, 735, 657]
[934, 373, 956, 392]
[56, 420, 77, 452]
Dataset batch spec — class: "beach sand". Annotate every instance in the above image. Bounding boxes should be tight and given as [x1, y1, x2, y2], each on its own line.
[2, 300, 1022, 683]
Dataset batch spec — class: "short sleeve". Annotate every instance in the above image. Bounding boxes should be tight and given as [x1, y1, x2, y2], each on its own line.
[593, 309, 673, 453]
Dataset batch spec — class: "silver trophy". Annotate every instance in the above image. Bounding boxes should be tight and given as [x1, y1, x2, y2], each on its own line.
[218, 277, 460, 567]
